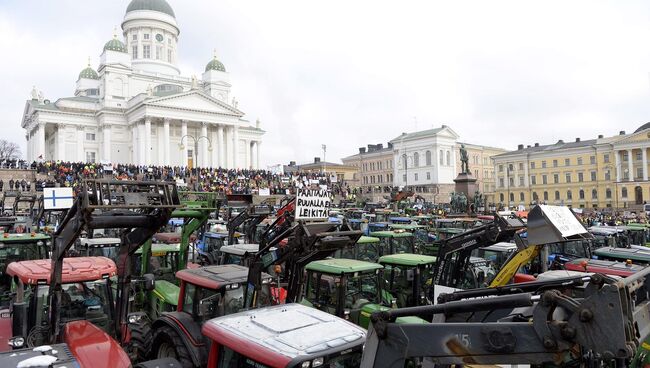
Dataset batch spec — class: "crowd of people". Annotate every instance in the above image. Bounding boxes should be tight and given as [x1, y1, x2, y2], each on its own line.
[0, 161, 353, 197]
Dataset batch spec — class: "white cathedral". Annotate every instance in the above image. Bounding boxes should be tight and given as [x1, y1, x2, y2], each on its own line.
[21, 0, 264, 169]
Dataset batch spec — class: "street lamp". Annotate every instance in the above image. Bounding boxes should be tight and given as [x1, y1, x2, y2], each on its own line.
[179, 134, 212, 168]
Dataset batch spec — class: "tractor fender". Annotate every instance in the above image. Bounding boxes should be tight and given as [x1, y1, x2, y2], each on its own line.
[152, 312, 207, 367]
[63, 320, 131, 368]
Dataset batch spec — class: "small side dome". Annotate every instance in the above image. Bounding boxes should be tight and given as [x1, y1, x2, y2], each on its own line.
[104, 38, 127, 53]
[205, 51, 226, 72]
[635, 122, 650, 133]
[79, 60, 99, 80]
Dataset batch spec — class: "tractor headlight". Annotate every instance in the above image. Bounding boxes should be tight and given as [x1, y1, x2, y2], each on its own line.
[343, 309, 350, 320]
[128, 314, 142, 324]
[312, 357, 324, 367]
[301, 361, 311, 368]
[36, 241, 44, 246]
[8, 337, 24, 348]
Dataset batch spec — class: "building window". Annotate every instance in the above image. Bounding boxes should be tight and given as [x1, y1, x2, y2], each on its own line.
[543, 191, 549, 201]
[605, 170, 611, 181]
[132, 34, 137, 41]
[565, 173, 571, 183]
[439, 150, 443, 165]
[622, 187, 628, 198]
[637, 168, 643, 179]
[132, 46, 138, 59]
[518, 163, 524, 170]
[499, 178, 504, 188]
[606, 188, 612, 199]
[553, 174, 559, 184]
[156, 46, 163, 60]
[565, 158, 570, 166]
[519, 176, 524, 187]
[519, 192, 524, 201]
[553, 160, 558, 167]
[508, 164, 514, 172]
[414, 173, 418, 181]
[530, 161, 536, 169]
[567, 190, 572, 200]
[144, 33, 150, 40]
[531, 175, 536, 185]
[402, 154, 407, 169]
[590, 156, 595, 164]
[426, 151, 431, 166]
[509, 193, 514, 202]
[542, 175, 548, 185]
[143, 45, 151, 59]
[554, 191, 560, 200]
[413, 152, 419, 167]
[509, 177, 514, 187]
[533, 192, 538, 201]
[577, 157, 583, 165]
[591, 171, 597, 181]
[403, 174, 407, 182]
[85, 133, 96, 141]
[636, 151, 642, 161]
[426, 172, 431, 180]
[542, 161, 547, 168]
[592, 189, 598, 199]
[168, 49, 173, 63]
[446, 151, 450, 166]
[499, 193, 504, 202]
[579, 190, 585, 200]
[498, 164, 503, 173]
[578, 172, 584, 182]
[603, 154, 610, 163]
[85, 151, 96, 163]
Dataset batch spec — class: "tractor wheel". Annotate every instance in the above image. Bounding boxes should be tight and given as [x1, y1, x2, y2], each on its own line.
[128, 321, 152, 363]
[150, 325, 193, 368]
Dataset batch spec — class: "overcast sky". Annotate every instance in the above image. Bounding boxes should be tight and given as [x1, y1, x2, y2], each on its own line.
[1, 0, 650, 167]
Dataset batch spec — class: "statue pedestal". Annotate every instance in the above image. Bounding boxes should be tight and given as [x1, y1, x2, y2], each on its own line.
[453, 173, 478, 213]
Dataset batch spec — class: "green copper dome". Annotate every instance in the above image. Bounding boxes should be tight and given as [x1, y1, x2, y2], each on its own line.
[79, 66, 99, 80]
[104, 38, 127, 53]
[126, 0, 175, 18]
[205, 56, 226, 72]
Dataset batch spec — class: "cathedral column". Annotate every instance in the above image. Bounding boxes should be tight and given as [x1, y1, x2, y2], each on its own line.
[642, 148, 648, 181]
[138, 122, 146, 166]
[76, 126, 84, 162]
[225, 127, 232, 168]
[232, 126, 239, 168]
[57, 125, 66, 162]
[200, 122, 208, 168]
[35, 124, 45, 160]
[256, 141, 261, 170]
[144, 117, 152, 166]
[131, 124, 138, 164]
[217, 125, 225, 168]
[628, 149, 634, 182]
[163, 118, 171, 164]
[615, 150, 622, 182]
[244, 140, 250, 169]
[102, 124, 111, 163]
[181, 120, 188, 167]
[25, 133, 30, 162]
[211, 127, 218, 168]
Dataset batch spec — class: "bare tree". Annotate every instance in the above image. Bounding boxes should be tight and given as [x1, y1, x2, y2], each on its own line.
[0, 140, 21, 161]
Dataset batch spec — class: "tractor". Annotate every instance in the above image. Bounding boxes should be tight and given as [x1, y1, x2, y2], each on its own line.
[334, 235, 380, 261]
[0, 232, 50, 306]
[367, 230, 416, 261]
[378, 253, 437, 308]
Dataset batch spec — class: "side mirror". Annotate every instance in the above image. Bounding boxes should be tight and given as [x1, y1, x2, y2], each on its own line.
[143, 273, 155, 292]
[198, 294, 221, 317]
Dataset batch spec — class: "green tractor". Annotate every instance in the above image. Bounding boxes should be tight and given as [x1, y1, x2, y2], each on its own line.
[378, 253, 437, 308]
[334, 235, 381, 262]
[367, 230, 416, 260]
[0, 232, 50, 306]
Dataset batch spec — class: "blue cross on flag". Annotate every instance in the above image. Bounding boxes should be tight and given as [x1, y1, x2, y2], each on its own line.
[43, 187, 74, 210]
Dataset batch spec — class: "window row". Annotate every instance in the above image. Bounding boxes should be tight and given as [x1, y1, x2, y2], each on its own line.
[401, 150, 451, 168]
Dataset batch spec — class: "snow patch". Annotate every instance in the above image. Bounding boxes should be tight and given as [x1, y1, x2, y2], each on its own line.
[16, 355, 58, 368]
[31, 346, 52, 352]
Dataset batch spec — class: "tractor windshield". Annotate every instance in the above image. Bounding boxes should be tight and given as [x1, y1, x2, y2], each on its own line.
[183, 282, 272, 321]
[382, 264, 432, 308]
[221, 253, 244, 266]
[0, 241, 48, 301]
[389, 237, 414, 254]
[204, 236, 226, 253]
[34, 280, 114, 334]
[356, 242, 380, 262]
[345, 272, 380, 308]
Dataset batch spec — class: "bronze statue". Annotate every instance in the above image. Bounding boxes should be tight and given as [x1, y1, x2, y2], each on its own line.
[460, 144, 469, 174]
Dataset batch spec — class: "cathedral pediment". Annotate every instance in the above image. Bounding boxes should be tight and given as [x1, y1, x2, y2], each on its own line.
[143, 90, 243, 117]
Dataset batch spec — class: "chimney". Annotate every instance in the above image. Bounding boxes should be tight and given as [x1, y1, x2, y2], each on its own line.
[575, 138, 580, 142]
[598, 134, 604, 139]
[387, 142, 393, 149]
[527, 145, 531, 148]
[377, 143, 383, 149]
[289, 161, 296, 166]
[619, 131, 626, 135]
[557, 139, 564, 144]
[314, 157, 321, 163]
[534, 143, 539, 147]
[441, 124, 448, 128]
[359, 147, 366, 154]
[517, 144, 524, 150]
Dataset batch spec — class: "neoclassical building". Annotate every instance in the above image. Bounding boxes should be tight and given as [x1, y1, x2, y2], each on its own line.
[22, 0, 264, 168]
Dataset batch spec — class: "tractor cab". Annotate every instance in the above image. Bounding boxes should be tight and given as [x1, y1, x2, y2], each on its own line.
[217, 243, 260, 266]
[149, 264, 274, 363]
[368, 230, 416, 260]
[378, 253, 437, 308]
[589, 226, 630, 248]
[347, 218, 369, 233]
[626, 223, 650, 246]
[302, 259, 388, 328]
[135, 243, 181, 283]
[372, 210, 394, 223]
[472, 242, 517, 271]
[5, 257, 117, 348]
[334, 236, 380, 262]
[388, 223, 431, 250]
[0, 233, 50, 306]
[367, 222, 390, 233]
[76, 237, 121, 260]
[593, 246, 650, 264]
[201, 303, 366, 368]
[564, 258, 645, 277]
[197, 232, 236, 265]
[412, 215, 435, 228]
[389, 216, 413, 225]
